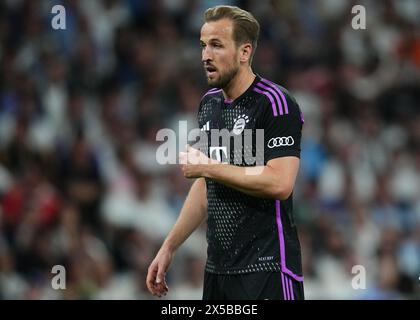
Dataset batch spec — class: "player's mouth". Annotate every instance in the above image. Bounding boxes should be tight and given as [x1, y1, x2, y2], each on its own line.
[205, 65, 218, 77]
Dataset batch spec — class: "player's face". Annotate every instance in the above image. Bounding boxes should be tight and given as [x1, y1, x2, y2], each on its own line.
[200, 19, 240, 88]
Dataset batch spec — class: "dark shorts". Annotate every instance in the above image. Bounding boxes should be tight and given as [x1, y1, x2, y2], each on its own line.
[203, 272, 304, 300]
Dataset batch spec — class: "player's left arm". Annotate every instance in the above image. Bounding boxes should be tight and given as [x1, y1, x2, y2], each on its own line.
[182, 154, 299, 200]
[181, 92, 304, 200]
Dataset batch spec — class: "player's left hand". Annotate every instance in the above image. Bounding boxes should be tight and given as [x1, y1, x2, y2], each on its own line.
[179, 145, 216, 178]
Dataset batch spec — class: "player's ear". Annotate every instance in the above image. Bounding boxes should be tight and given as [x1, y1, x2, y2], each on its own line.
[239, 43, 252, 64]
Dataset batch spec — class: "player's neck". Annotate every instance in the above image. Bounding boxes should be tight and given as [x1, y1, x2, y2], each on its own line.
[222, 67, 255, 102]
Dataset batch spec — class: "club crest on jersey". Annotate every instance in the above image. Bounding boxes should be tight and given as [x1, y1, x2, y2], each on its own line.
[232, 114, 250, 135]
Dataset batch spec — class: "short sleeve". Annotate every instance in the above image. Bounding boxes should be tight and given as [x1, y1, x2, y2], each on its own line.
[259, 93, 303, 163]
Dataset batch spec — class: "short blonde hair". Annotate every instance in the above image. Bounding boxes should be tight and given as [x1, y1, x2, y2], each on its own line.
[204, 5, 260, 64]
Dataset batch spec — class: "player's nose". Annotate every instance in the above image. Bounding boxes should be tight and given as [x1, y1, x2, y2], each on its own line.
[202, 46, 212, 62]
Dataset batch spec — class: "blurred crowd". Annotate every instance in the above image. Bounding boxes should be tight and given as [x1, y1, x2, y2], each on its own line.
[0, 0, 419, 300]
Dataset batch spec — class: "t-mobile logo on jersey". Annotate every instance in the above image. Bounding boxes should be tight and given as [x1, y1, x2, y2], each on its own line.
[156, 121, 265, 172]
[209, 146, 228, 163]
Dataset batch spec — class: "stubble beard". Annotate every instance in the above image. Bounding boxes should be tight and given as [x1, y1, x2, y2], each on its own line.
[207, 63, 239, 89]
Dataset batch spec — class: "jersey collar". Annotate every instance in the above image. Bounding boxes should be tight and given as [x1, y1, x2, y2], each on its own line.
[223, 74, 262, 107]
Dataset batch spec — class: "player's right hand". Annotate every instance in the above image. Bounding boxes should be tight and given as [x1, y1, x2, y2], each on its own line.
[146, 248, 173, 297]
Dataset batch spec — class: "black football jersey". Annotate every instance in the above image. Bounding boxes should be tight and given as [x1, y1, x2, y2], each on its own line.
[196, 75, 304, 282]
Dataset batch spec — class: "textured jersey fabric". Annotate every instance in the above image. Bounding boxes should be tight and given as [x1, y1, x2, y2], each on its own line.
[196, 75, 304, 281]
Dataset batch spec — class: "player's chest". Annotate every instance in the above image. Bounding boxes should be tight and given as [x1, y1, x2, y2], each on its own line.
[199, 103, 260, 135]
[198, 102, 263, 164]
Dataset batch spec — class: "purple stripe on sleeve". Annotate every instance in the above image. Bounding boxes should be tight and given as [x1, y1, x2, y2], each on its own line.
[253, 88, 278, 116]
[256, 82, 284, 115]
[300, 111, 305, 123]
[261, 79, 289, 114]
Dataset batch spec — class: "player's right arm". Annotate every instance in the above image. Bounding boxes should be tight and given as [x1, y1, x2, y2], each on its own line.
[146, 177, 207, 297]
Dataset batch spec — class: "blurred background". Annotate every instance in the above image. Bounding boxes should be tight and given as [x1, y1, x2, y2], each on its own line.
[0, 0, 419, 300]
